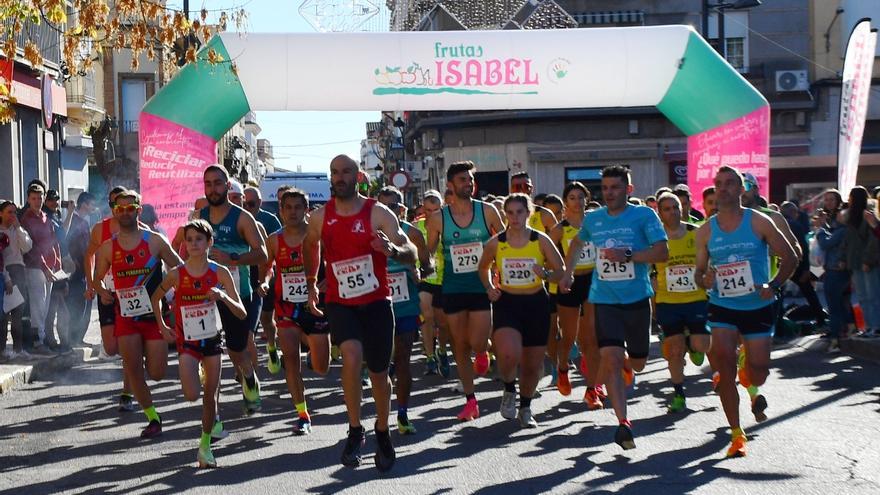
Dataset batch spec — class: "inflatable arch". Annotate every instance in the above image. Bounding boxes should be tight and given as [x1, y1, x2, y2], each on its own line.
[139, 25, 769, 232]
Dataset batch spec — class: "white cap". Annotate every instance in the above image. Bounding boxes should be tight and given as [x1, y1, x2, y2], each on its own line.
[228, 179, 243, 194]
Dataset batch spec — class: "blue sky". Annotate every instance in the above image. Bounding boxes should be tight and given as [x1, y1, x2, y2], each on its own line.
[173, 1, 382, 173]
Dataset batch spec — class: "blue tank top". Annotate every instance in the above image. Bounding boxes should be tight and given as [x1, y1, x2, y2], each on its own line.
[388, 223, 421, 318]
[441, 200, 491, 294]
[708, 209, 771, 310]
[200, 205, 252, 299]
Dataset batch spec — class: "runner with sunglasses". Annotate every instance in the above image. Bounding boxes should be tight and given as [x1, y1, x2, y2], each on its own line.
[93, 190, 183, 438]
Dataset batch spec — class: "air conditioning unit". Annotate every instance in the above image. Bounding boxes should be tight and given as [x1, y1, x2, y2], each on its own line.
[775, 70, 809, 92]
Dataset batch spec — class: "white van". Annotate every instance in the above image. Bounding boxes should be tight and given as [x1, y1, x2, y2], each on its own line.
[259, 172, 331, 214]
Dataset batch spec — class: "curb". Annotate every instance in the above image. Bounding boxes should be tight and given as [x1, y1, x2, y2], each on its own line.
[840, 337, 880, 363]
[0, 344, 103, 394]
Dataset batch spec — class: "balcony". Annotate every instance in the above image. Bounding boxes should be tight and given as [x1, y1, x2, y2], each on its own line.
[65, 71, 104, 121]
[1, 17, 62, 70]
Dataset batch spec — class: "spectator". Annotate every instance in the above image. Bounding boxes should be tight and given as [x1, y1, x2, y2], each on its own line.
[844, 186, 880, 338]
[672, 184, 703, 222]
[0, 199, 32, 359]
[702, 186, 716, 218]
[20, 184, 61, 353]
[781, 201, 826, 325]
[140, 203, 167, 238]
[42, 189, 71, 352]
[65, 192, 96, 348]
[816, 208, 850, 349]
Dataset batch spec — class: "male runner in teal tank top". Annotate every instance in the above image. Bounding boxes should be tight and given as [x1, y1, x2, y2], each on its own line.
[425, 161, 505, 421]
[196, 165, 268, 414]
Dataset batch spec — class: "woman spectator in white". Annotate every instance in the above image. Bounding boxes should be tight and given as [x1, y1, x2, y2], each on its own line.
[0, 199, 33, 359]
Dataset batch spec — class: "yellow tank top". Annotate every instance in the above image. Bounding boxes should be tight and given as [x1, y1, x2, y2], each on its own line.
[528, 210, 546, 233]
[654, 224, 707, 304]
[416, 217, 444, 285]
[560, 219, 596, 272]
[495, 229, 545, 291]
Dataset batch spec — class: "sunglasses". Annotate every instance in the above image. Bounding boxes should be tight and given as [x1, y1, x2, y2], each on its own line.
[113, 204, 139, 214]
[744, 181, 757, 192]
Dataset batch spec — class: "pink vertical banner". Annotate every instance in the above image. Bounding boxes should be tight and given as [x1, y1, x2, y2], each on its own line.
[139, 112, 217, 236]
[687, 106, 770, 213]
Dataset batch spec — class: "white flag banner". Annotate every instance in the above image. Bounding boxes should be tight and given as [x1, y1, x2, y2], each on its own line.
[838, 19, 877, 195]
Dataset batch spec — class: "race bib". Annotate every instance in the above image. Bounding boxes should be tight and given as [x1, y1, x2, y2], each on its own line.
[388, 272, 410, 303]
[598, 249, 634, 281]
[502, 257, 537, 287]
[281, 272, 308, 303]
[716, 261, 755, 298]
[332, 254, 379, 299]
[575, 241, 596, 268]
[117, 286, 152, 317]
[665, 265, 696, 292]
[181, 302, 220, 341]
[450, 242, 483, 274]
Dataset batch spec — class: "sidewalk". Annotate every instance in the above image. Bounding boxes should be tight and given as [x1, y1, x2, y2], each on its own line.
[1, 306, 104, 394]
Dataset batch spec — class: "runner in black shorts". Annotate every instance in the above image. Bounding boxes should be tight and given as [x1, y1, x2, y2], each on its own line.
[303, 155, 417, 472]
[258, 188, 330, 436]
[479, 194, 565, 428]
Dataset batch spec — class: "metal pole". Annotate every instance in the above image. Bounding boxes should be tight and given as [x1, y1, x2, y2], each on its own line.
[702, 0, 710, 38]
[183, 0, 189, 18]
[718, 8, 726, 58]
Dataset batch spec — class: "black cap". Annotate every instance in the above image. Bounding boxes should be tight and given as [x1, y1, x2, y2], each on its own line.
[46, 189, 60, 201]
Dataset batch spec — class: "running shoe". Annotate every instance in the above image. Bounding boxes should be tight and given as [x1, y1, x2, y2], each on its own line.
[210, 421, 229, 441]
[361, 367, 370, 387]
[267, 348, 282, 375]
[293, 416, 312, 436]
[711, 371, 721, 393]
[557, 369, 572, 396]
[437, 350, 451, 378]
[737, 367, 752, 389]
[140, 419, 162, 439]
[473, 352, 490, 376]
[499, 390, 517, 419]
[517, 407, 538, 429]
[488, 353, 497, 376]
[330, 345, 341, 361]
[424, 356, 439, 376]
[374, 427, 396, 473]
[242, 373, 261, 403]
[726, 434, 747, 458]
[667, 394, 686, 413]
[751, 394, 768, 422]
[457, 398, 480, 421]
[243, 397, 262, 416]
[621, 363, 634, 388]
[340, 426, 366, 467]
[584, 388, 604, 410]
[688, 350, 705, 366]
[596, 384, 607, 400]
[614, 423, 636, 450]
[828, 339, 841, 353]
[397, 417, 417, 435]
[197, 445, 216, 468]
[118, 394, 134, 413]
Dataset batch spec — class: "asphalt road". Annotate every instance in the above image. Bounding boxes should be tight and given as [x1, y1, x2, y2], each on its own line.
[1, 337, 878, 495]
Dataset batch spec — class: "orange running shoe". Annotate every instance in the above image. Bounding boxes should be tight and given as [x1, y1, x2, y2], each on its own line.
[596, 384, 607, 400]
[726, 434, 747, 458]
[473, 352, 490, 376]
[584, 388, 603, 410]
[457, 398, 480, 421]
[711, 371, 721, 392]
[557, 369, 572, 396]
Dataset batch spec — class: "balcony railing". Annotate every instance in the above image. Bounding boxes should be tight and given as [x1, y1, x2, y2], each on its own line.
[66, 71, 97, 107]
[1, 17, 62, 68]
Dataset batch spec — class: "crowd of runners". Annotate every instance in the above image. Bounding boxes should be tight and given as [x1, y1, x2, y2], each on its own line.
[78, 155, 810, 471]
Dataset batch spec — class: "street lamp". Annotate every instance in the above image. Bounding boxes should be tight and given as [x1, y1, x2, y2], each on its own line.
[702, 0, 761, 58]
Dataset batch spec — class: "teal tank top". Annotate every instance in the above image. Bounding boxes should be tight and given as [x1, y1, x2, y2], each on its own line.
[388, 223, 421, 318]
[708, 209, 771, 310]
[201, 205, 252, 299]
[441, 199, 491, 294]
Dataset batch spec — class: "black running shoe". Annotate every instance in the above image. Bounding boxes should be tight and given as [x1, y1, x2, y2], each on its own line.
[751, 394, 768, 422]
[140, 419, 162, 439]
[341, 426, 366, 467]
[374, 426, 396, 473]
[614, 424, 636, 450]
